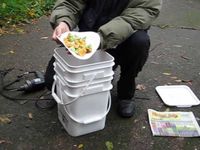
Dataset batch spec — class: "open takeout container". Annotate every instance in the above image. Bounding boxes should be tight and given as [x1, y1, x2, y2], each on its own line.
[155, 85, 200, 107]
[57, 31, 100, 60]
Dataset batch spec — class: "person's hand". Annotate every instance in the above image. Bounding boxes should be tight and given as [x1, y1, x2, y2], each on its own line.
[52, 22, 70, 43]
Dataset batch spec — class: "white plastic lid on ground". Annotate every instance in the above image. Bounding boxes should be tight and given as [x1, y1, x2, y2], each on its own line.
[155, 85, 200, 107]
[57, 31, 100, 60]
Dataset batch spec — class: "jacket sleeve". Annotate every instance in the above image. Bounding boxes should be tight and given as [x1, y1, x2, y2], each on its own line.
[98, 0, 162, 49]
[50, 0, 86, 29]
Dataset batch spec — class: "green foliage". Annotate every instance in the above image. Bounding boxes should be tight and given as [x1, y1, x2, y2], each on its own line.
[0, 0, 55, 27]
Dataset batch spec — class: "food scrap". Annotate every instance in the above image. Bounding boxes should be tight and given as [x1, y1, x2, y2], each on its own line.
[64, 33, 92, 56]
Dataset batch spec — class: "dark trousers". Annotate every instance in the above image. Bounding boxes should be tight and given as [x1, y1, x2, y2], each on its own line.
[45, 30, 150, 100]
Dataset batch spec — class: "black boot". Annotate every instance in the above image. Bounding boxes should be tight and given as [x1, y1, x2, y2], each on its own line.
[35, 91, 57, 109]
[117, 99, 135, 118]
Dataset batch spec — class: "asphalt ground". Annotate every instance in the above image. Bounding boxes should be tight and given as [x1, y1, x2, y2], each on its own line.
[0, 0, 200, 149]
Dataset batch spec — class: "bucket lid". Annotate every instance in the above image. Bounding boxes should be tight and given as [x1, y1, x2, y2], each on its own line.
[54, 47, 114, 68]
[54, 55, 115, 73]
[156, 85, 200, 107]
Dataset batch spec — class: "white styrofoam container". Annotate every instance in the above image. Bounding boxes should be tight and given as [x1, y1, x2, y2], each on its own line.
[156, 85, 200, 107]
[57, 31, 100, 60]
[54, 47, 114, 72]
[52, 81, 112, 119]
[53, 59, 114, 83]
[58, 103, 107, 137]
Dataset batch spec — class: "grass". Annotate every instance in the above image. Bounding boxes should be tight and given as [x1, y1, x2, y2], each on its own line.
[0, 0, 55, 28]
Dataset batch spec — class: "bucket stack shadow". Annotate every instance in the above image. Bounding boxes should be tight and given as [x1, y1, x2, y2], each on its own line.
[52, 47, 115, 137]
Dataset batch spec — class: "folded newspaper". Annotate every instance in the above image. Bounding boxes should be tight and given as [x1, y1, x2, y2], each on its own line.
[148, 109, 200, 137]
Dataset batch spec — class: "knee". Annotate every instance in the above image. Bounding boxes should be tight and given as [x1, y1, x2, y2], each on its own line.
[128, 30, 150, 50]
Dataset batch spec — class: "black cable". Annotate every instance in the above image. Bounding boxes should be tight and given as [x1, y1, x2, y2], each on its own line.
[1, 69, 26, 91]
[3, 71, 37, 91]
[0, 85, 53, 101]
[0, 69, 54, 101]
[0, 69, 56, 110]
[3, 78, 21, 91]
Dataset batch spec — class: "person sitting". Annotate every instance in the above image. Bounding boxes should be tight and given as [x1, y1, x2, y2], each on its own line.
[45, 0, 162, 118]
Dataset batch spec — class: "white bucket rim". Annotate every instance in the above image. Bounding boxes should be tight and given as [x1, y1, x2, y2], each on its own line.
[55, 73, 113, 88]
[53, 54, 115, 73]
[54, 47, 114, 69]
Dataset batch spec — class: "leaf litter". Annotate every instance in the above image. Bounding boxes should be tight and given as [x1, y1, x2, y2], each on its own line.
[0, 114, 14, 124]
[105, 141, 114, 150]
[136, 84, 146, 91]
[28, 113, 33, 120]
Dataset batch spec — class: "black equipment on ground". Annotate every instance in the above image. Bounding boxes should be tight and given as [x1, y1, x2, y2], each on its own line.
[17, 71, 45, 92]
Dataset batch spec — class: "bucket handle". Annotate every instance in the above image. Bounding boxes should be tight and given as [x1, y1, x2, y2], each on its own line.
[63, 93, 111, 124]
[52, 74, 97, 106]
[52, 80, 62, 104]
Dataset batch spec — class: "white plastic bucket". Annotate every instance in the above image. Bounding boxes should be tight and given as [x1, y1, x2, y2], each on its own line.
[52, 47, 114, 136]
[53, 57, 114, 83]
[54, 72, 113, 96]
[57, 97, 110, 137]
[52, 80, 112, 119]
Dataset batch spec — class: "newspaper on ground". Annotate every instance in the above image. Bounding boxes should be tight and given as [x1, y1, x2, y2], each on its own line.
[148, 109, 200, 137]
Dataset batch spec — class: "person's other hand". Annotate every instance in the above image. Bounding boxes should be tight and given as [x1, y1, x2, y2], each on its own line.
[52, 22, 70, 43]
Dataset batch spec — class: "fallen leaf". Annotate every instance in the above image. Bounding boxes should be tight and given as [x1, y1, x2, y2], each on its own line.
[0, 115, 12, 124]
[142, 126, 146, 129]
[105, 141, 113, 150]
[170, 76, 178, 79]
[150, 61, 159, 64]
[181, 79, 192, 83]
[40, 36, 48, 40]
[16, 28, 25, 34]
[28, 113, 33, 120]
[158, 24, 170, 29]
[136, 84, 146, 91]
[181, 55, 191, 60]
[0, 139, 12, 144]
[0, 140, 6, 144]
[165, 108, 170, 112]
[1, 50, 15, 55]
[78, 144, 84, 149]
[173, 45, 182, 48]
[175, 79, 182, 83]
[175, 79, 192, 84]
[9, 50, 15, 54]
[163, 72, 171, 76]
[150, 141, 154, 145]
[40, 96, 44, 99]
[0, 28, 8, 35]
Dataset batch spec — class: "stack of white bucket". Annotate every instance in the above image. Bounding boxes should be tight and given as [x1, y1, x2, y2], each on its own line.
[52, 47, 114, 137]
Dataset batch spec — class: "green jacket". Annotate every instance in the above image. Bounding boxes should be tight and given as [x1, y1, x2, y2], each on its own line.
[50, 0, 162, 49]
